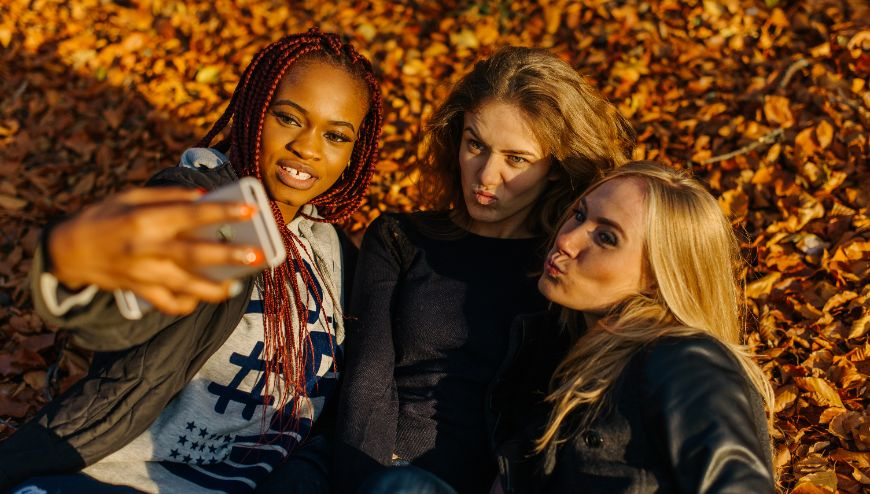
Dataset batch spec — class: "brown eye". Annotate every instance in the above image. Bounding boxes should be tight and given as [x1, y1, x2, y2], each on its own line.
[597, 230, 618, 246]
[506, 155, 528, 165]
[272, 111, 299, 126]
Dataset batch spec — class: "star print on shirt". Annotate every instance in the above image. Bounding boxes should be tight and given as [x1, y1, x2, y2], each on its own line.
[185, 421, 196, 431]
[178, 435, 188, 446]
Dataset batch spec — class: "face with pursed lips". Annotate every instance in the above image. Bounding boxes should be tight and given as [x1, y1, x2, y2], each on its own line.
[259, 59, 369, 222]
[457, 99, 556, 239]
[539, 177, 648, 315]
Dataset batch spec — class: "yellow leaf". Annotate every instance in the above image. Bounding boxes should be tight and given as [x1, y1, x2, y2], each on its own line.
[794, 377, 844, 408]
[815, 120, 834, 149]
[449, 29, 478, 50]
[745, 272, 781, 299]
[792, 471, 837, 494]
[357, 23, 377, 42]
[195, 65, 221, 84]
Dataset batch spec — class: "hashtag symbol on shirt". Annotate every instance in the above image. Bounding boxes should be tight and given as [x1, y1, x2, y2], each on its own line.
[207, 341, 277, 419]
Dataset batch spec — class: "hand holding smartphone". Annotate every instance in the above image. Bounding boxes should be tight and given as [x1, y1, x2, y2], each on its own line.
[114, 177, 286, 319]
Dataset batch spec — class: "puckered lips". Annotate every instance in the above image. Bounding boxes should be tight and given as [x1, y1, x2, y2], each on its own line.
[544, 255, 566, 278]
[276, 159, 319, 191]
[473, 188, 497, 206]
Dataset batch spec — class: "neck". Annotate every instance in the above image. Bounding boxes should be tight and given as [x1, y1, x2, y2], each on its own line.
[278, 204, 301, 224]
[455, 210, 535, 239]
[582, 312, 601, 331]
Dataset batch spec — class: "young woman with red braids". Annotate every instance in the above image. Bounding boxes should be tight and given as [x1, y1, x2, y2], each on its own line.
[0, 29, 383, 493]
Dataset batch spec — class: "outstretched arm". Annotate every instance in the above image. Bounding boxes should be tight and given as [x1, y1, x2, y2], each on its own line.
[32, 185, 263, 350]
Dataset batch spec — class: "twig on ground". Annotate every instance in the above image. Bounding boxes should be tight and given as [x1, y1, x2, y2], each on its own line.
[701, 128, 785, 165]
[778, 58, 811, 89]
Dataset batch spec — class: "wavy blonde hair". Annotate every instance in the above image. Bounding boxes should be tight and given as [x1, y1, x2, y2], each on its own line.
[537, 161, 774, 459]
[418, 46, 636, 238]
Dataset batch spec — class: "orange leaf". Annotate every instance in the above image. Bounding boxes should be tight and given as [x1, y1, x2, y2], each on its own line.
[816, 120, 834, 149]
[764, 95, 794, 127]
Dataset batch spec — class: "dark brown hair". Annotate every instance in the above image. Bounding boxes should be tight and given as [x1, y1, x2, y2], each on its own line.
[418, 46, 635, 238]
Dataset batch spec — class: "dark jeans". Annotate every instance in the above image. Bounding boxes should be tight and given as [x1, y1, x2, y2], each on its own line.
[9, 474, 145, 494]
[358, 465, 458, 494]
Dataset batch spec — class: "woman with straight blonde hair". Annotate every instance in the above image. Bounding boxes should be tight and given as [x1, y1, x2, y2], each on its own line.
[490, 161, 775, 493]
[335, 46, 636, 493]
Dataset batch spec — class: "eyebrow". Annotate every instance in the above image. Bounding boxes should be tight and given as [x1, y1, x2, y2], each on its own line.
[463, 127, 537, 156]
[272, 99, 357, 134]
[580, 197, 626, 237]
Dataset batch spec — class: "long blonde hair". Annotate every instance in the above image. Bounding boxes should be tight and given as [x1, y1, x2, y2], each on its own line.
[536, 161, 774, 458]
[418, 46, 636, 238]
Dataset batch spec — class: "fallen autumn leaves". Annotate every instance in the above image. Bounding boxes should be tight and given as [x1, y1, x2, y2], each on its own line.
[0, 1, 867, 492]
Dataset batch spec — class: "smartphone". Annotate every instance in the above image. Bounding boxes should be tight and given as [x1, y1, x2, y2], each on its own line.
[114, 177, 286, 320]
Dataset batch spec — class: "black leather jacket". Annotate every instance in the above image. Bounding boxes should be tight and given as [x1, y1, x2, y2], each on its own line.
[492, 313, 775, 493]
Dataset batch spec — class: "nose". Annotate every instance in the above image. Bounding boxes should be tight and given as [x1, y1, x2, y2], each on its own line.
[288, 128, 321, 161]
[554, 221, 588, 258]
[477, 153, 501, 187]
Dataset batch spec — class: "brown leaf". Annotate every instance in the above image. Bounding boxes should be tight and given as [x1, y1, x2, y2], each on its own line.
[19, 333, 55, 352]
[829, 449, 870, 469]
[22, 370, 46, 391]
[0, 398, 30, 419]
[0, 194, 27, 211]
[774, 384, 798, 413]
[718, 188, 748, 218]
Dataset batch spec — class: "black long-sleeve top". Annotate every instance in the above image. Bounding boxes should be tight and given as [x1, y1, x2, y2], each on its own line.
[335, 211, 549, 493]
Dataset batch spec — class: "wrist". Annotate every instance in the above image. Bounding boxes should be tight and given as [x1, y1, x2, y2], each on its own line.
[47, 221, 87, 290]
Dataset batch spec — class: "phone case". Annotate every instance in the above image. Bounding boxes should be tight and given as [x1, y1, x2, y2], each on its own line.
[115, 177, 286, 320]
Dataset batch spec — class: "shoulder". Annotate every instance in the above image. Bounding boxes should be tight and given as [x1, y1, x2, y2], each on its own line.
[146, 148, 237, 190]
[361, 211, 434, 243]
[642, 334, 742, 375]
[636, 333, 759, 412]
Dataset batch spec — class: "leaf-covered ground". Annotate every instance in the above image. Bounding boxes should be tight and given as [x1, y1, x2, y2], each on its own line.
[0, 1, 867, 491]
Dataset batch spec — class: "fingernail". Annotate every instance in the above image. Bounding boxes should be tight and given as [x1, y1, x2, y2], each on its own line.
[238, 204, 257, 218]
[241, 248, 264, 265]
[196, 187, 208, 195]
[227, 280, 243, 297]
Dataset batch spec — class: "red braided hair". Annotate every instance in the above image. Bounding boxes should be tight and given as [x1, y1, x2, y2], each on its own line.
[197, 28, 383, 431]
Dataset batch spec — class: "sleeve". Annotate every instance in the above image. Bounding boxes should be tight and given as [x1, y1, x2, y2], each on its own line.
[27, 163, 228, 351]
[642, 337, 775, 494]
[29, 228, 183, 351]
[333, 214, 405, 493]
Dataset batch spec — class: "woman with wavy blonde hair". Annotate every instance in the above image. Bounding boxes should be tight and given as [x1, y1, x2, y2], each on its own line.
[491, 161, 775, 493]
